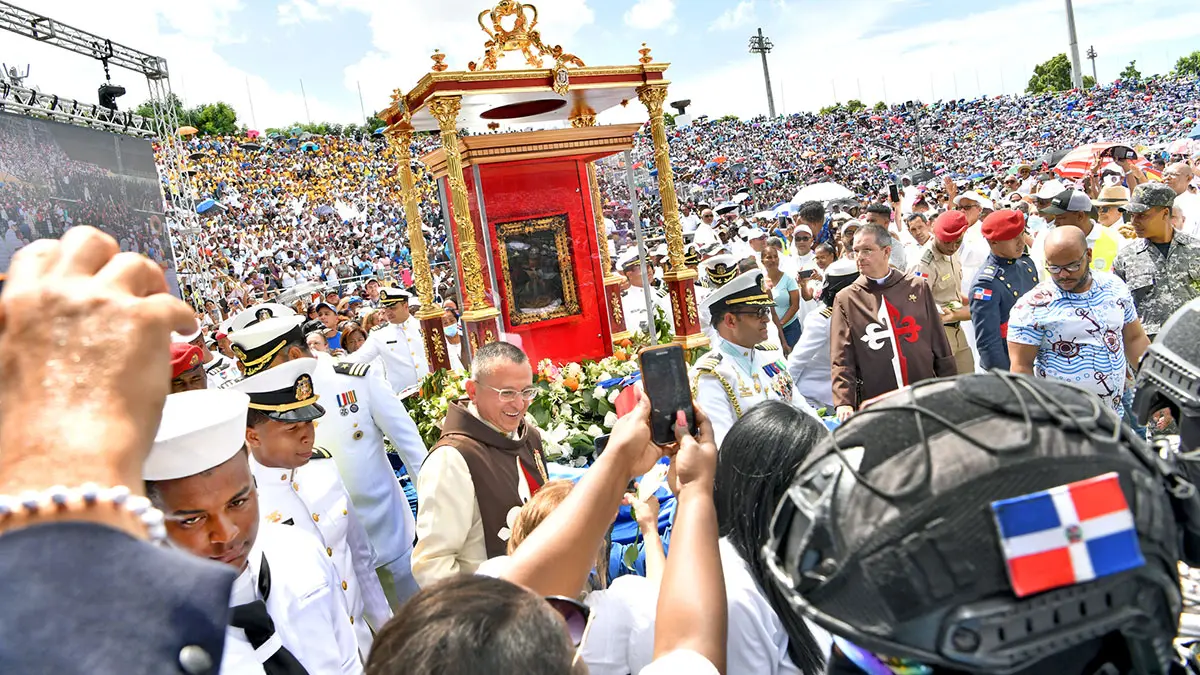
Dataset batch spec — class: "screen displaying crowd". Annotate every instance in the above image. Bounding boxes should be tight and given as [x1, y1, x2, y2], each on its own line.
[0, 112, 177, 293]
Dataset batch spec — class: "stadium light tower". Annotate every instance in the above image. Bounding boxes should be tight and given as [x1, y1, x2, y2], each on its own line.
[748, 28, 776, 118]
[1086, 45, 1098, 84]
[1064, 0, 1084, 89]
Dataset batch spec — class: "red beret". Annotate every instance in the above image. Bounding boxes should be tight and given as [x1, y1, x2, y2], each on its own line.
[933, 211, 969, 243]
[171, 342, 203, 379]
[981, 209, 1026, 242]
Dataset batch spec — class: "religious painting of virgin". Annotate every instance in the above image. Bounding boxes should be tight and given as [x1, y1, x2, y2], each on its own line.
[495, 214, 581, 326]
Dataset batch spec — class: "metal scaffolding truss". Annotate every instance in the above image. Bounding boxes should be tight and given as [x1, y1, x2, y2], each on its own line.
[0, 0, 168, 79]
[0, 0, 203, 301]
[0, 81, 155, 136]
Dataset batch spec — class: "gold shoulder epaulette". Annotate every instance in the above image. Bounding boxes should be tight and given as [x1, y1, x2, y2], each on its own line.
[694, 352, 722, 372]
[310, 447, 334, 460]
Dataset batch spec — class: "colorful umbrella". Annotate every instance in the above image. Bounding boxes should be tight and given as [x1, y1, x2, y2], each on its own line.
[177, 126, 199, 136]
[246, 130, 261, 139]
[1054, 142, 1148, 180]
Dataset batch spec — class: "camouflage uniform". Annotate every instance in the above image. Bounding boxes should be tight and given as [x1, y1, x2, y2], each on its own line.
[1112, 230, 1200, 339]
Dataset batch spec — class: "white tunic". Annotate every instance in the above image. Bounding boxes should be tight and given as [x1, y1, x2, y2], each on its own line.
[623, 284, 674, 336]
[786, 307, 835, 409]
[220, 524, 363, 675]
[311, 354, 424, 569]
[347, 318, 428, 395]
[250, 453, 392, 656]
[206, 352, 240, 390]
[691, 338, 819, 446]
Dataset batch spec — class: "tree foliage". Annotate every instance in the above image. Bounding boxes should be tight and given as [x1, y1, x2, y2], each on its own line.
[873, 101, 887, 112]
[1026, 53, 1094, 93]
[717, 114, 739, 123]
[1119, 60, 1142, 81]
[192, 102, 239, 136]
[845, 99, 866, 113]
[1176, 51, 1200, 78]
[818, 103, 841, 115]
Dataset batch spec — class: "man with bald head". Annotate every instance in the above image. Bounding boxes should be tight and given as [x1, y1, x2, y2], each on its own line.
[1007, 226, 1150, 413]
[1165, 162, 1200, 236]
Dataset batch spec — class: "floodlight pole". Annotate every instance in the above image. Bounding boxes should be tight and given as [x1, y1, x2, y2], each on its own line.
[748, 28, 776, 118]
[1064, 0, 1085, 89]
[1086, 46, 1098, 84]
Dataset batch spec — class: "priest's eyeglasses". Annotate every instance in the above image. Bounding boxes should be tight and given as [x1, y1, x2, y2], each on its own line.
[479, 383, 540, 402]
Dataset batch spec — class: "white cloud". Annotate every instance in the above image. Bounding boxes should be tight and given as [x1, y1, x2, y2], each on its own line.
[709, 0, 756, 32]
[278, 0, 330, 26]
[624, 0, 676, 31]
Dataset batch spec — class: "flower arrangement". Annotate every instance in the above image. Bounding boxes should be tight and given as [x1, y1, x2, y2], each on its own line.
[407, 341, 641, 464]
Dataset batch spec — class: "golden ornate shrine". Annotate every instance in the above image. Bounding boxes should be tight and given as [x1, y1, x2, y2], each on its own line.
[381, 0, 705, 367]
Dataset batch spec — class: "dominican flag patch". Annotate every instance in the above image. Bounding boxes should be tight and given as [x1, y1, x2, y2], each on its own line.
[973, 288, 993, 302]
[990, 472, 1144, 597]
[913, 270, 929, 279]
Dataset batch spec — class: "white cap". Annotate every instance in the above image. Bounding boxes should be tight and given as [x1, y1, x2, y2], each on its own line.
[230, 357, 324, 423]
[700, 269, 772, 317]
[698, 254, 740, 288]
[747, 227, 767, 240]
[651, 243, 669, 257]
[793, 224, 813, 236]
[224, 303, 297, 334]
[171, 327, 202, 343]
[954, 192, 995, 210]
[616, 248, 642, 270]
[145, 390, 250, 481]
[1035, 179, 1067, 200]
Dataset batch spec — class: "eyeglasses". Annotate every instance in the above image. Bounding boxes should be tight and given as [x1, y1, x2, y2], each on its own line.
[852, 246, 882, 256]
[478, 382, 539, 402]
[1046, 255, 1087, 274]
[545, 596, 594, 666]
[731, 307, 771, 319]
[794, 235, 812, 242]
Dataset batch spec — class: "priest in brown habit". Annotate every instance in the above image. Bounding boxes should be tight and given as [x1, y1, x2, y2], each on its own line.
[411, 341, 549, 587]
[831, 222, 956, 423]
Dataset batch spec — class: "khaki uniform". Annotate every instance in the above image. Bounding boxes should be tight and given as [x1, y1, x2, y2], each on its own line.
[912, 241, 974, 375]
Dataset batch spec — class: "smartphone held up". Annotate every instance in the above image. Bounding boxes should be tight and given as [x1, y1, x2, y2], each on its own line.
[638, 344, 699, 446]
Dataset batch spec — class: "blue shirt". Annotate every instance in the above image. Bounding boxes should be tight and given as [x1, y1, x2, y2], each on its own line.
[1007, 272, 1136, 412]
[770, 273, 800, 327]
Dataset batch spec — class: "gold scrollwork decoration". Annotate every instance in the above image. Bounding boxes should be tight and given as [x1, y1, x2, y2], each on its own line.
[685, 287, 698, 324]
[637, 84, 686, 275]
[484, 329, 497, 345]
[494, 214, 582, 327]
[468, 1, 586, 73]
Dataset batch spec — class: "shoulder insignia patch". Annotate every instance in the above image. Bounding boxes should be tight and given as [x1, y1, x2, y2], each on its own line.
[919, 248, 934, 265]
[753, 343, 779, 352]
[334, 363, 370, 377]
[977, 265, 998, 283]
[310, 446, 334, 460]
[820, 306, 833, 319]
[694, 352, 722, 372]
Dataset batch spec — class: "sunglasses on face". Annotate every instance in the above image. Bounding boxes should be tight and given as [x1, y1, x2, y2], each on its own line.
[545, 595, 595, 666]
[731, 307, 771, 320]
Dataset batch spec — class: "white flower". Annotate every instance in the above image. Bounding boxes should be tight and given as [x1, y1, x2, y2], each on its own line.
[543, 423, 571, 446]
[639, 463, 670, 500]
[597, 372, 612, 382]
[593, 386, 606, 400]
[603, 411, 618, 429]
[607, 388, 621, 404]
[586, 424, 603, 438]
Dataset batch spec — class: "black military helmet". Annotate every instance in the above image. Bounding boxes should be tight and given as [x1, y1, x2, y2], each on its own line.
[765, 373, 1193, 674]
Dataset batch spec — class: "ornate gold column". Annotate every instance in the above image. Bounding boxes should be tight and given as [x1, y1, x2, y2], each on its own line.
[427, 95, 501, 351]
[386, 118, 451, 372]
[636, 83, 706, 349]
[571, 110, 631, 345]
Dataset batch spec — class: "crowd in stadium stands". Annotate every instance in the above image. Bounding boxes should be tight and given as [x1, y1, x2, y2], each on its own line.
[163, 76, 1197, 316]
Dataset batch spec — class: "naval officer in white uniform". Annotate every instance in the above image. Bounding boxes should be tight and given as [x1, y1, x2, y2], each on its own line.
[233, 357, 392, 659]
[229, 306, 427, 608]
[617, 248, 674, 335]
[346, 287, 428, 395]
[145, 389, 363, 675]
[691, 270, 820, 446]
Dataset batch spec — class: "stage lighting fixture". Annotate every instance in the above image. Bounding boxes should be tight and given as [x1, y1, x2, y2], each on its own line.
[98, 83, 125, 111]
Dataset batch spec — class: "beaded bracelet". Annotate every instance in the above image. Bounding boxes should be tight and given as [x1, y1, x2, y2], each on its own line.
[0, 484, 167, 543]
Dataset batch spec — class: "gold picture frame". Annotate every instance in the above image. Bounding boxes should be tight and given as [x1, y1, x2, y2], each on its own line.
[495, 213, 581, 326]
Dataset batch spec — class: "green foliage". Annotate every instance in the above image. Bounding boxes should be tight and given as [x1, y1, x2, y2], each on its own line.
[845, 99, 866, 113]
[1026, 53, 1093, 94]
[134, 92, 195, 128]
[1175, 51, 1200, 78]
[873, 101, 887, 112]
[191, 102, 239, 136]
[365, 113, 386, 132]
[819, 103, 842, 115]
[664, 111, 676, 127]
[1119, 60, 1142, 81]
[717, 114, 739, 123]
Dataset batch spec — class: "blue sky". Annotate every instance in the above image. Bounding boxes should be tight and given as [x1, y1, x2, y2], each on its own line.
[3, 0, 1199, 129]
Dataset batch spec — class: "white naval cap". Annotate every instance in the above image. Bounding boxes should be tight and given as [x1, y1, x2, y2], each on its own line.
[378, 287, 412, 306]
[698, 254, 740, 288]
[171, 326, 202, 343]
[223, 303, 298, 334]
[145, 389, 250, 481]
[230, 357, 324, 423]
[616, 248, 642, 271]
[700, 269, 773, 318]
[228, 316, 306, 377]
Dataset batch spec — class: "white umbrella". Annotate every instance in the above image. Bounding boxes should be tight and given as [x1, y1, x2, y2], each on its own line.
[792, 182, 854, 205]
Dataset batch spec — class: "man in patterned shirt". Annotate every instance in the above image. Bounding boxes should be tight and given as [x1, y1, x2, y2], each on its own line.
[1007, 227, 1151, 412]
